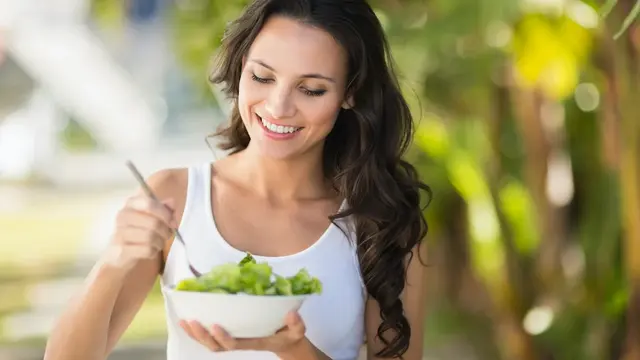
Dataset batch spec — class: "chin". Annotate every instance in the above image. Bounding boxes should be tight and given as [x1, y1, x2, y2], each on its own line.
[253, 137, 305, 160]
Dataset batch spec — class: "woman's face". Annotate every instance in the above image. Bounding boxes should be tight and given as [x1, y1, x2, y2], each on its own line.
[237, 15, 351, 160]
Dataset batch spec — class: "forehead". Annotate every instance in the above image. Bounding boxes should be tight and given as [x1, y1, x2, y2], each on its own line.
[248, 16, 347, 79]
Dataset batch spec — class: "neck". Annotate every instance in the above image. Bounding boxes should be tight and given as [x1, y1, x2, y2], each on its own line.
[237, 142, 331, 202]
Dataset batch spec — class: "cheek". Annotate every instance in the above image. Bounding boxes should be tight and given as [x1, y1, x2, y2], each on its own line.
[302, 99, 341, 129]
[237, 76, 260, 118]
[237, 75, 251, 105]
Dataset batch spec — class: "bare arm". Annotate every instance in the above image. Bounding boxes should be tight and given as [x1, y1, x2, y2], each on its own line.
[43, 256, 160, 360]
[365, 244, 428, 360]
[43, 169, 186, 360]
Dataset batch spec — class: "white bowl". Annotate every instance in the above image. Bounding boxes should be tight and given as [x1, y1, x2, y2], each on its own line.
[163, 286, 310, 338]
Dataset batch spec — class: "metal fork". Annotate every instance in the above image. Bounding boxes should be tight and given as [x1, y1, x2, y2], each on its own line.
[125, 161, 202, 278]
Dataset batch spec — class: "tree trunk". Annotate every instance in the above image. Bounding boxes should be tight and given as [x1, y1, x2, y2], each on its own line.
[614, 1, 640, 359]
[507, 79, 566, 297]
[485, 63, 541, 360]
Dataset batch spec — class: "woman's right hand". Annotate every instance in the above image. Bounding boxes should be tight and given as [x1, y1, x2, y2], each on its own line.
[102, 195, 177, 272]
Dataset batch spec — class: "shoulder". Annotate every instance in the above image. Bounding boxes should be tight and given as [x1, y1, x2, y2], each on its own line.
[144, 167, 188, 197]
[142, 167, 190, 224]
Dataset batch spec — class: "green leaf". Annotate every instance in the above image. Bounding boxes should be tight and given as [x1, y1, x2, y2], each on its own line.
[174, 253, 322, 295]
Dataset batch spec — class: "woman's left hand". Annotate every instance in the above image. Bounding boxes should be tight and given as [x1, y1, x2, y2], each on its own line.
[179, 311, 306, 353]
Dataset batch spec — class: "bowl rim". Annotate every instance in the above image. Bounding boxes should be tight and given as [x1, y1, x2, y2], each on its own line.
[162, 285, 313, 300]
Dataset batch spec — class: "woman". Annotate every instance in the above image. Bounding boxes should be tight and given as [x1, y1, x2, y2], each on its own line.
[44, 0, 430, 359]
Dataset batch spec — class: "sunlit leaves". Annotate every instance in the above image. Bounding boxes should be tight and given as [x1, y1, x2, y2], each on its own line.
[510, 11, 595, 100]
[171, 0, 249, 98]
[414, 117, 450, 160]
[90, 0, 126, 30]
[499, 180, 539, 254]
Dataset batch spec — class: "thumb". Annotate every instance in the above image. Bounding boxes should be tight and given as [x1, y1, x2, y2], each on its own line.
[285, 311, 305, 334]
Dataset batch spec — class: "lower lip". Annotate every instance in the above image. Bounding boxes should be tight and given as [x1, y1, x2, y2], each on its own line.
[259, 118, 301, 140]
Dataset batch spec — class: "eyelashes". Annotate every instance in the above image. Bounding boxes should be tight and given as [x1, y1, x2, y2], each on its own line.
[251, 73, 270, 84]
[302, 88, 326, 97]
[251, 73, 327, 97]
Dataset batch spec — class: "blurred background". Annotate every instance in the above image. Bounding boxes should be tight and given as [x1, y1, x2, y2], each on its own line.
[0, 0, 638, 359]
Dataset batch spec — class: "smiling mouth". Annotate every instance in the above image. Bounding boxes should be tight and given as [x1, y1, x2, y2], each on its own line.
[257, 114, 303, 134]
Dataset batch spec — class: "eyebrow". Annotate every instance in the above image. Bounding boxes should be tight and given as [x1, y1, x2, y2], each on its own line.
[250, 59, 336, 83]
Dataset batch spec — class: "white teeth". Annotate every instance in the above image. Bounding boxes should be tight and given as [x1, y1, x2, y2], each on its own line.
[260, 117, 300, 134]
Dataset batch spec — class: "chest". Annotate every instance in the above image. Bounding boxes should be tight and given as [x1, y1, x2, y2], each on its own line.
[211, 189, 340, 257]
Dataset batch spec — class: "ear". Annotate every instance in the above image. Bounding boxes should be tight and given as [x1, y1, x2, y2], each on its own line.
[341, 95, 355, 110]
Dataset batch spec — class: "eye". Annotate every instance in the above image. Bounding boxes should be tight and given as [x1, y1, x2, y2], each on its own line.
[251, 73, 271, 83]
[301, 88, 326, 97]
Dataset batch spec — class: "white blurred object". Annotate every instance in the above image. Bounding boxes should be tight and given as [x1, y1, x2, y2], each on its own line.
[0, 88, 67, 180]
[1, 0, 163, 154]
[2, 309, 58, 341]
[0, 0, 89, 27]
[546, 150, 574, 207]
[0, 110, 35, 179]
[6, 23, 163, 152]
[0, 0, 220, 185]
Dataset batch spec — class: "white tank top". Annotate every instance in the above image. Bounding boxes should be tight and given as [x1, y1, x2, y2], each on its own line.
[160, 163, 366, 360]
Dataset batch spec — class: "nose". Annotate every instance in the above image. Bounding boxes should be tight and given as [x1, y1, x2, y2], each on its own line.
[264, 86, 296, 119]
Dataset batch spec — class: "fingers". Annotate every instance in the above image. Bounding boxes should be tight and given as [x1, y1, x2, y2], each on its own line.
[179, 321, 224, 352]
[210, 325, 239, 350]
[116, 211, 174, 244]
[178, 313, 306, 353]
[115, 196, 177, 247]
[178, 320, 194, 337]
[124, 195, 176, 227]
[178, 321, 263, 352]
[105, 195, 179, 270]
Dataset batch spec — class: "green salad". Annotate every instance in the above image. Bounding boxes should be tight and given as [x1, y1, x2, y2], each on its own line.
[175, 253, 322, 296]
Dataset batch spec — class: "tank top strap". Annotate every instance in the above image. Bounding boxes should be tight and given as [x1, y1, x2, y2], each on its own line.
[163, 163, 212, 284]
[201, 162, 212, 202]
[180, 163, 211, 226]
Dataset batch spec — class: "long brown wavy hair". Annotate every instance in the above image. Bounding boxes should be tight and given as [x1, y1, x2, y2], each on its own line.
[208, 0, 431, 357]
